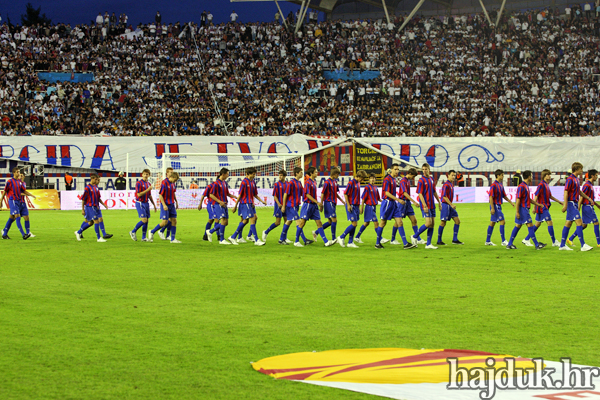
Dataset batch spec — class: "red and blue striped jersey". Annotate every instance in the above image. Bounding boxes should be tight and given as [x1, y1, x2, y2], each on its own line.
[159, 178, 176, 205]
[417, 176, 435, 209]
[534, 180, 550, 213]
[516, 182, 531, 208]
[564, 174, 580, 202]
[345, 178, 361, 205]
[303, 178, 317, 203]
[382, 174, 397, 200]
[490, 180, 507, 205]
[210, 179, 230, 203]
[4, 178, 22, 201]
[273, 180, 287, 206]
[202, 182, 216, 205]
[81, 184, 101, 207]
[361, 183, 380, 206]
[582, 180, 595, 205]
[321, 178, 339, 203]
[398, 177, 412, 199]
[441, 180, 454, 204]
[135, 180, 152, 203]
[286, 178, 303, 207]
[18, 180, 27, 202]
[238, 178, 257, 204]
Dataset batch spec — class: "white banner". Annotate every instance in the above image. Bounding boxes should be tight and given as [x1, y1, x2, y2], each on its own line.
[2, 135, 600, 173]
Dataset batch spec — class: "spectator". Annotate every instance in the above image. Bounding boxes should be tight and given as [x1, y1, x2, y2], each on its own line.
[95, 12, 103, 26]
[115, 172, 127, 190]
[155, 11, 161, 24]
[230, 10, 238, 23]
[64, 173, 73, 190]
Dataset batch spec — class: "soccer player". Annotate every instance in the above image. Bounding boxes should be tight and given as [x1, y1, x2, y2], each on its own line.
[262, 170, 290, 243]
[559, 162, 595, 251]
[486, 169, 514, 246]
[230, 167, 267, 246]
[199, 180, 216, 241]
[318, 167, 346, 243]
[376, 163, 413, 249]
[206, 168, 238, 245]
[437, 170, 463, 245]
[567, 169, 600, 248]
[522, 169, 563, 247]
[17, 171, 36, 237]
[158, 167, 175, 240]
[354, 173, 380, 243]
[0, 168, 33, 239]
[299, 167, 333, 247]
[149, 171, 181, 243]
[411, 163, 442, 249]
[130, 169, 157, 241]
[338, 170, 368, 248]
[506, 170, 547, 250]
[398, 168, 425, 245]
[279, 167, 306, 246]
[74, 173, 112, 242]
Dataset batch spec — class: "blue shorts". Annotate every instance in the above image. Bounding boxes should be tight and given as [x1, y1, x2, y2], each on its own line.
[8, 199, 21, 216]
[490, 204, 505, 222]
[380, 199, 401, 220]
[364, 205, 378, 223]
[323, 201, 337, 219]
[399, 202, 415, 218]
[160, 203, 177, 220]
[515, 206, 533, 225]
[136, 202, 151, 219]
[566, 202, 581, 221]
[300, 202, 321, 221]
[273, 205, 283, 218]
[421, 207, 437, 219]
[213, 204, 228, 220]
[284, 205, 300, 221]
[345, 204, 360, 222]
[207, 203, 217, 220]
[238, 203, 256, 219]
[84, 205, 102, 221]
[440, 203, 458, 221]
[535, 207, 552, 223]
[582, 205, 598, 224]
[18, 200, 29, 216]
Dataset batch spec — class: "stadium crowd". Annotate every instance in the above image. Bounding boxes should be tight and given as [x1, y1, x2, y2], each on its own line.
[1, 5, 600, 138]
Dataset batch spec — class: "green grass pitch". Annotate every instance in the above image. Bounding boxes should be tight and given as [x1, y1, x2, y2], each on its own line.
[2, 204, 599, 399]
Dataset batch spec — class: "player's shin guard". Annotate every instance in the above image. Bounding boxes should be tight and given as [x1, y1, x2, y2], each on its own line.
[547, 225, 556, 242]
[210, 224, 220, 234]
[250, 224, 258, 241]
[486, 225, 494, 242]
[279, 224, 290, 242]
[322, 221, 331, 230]
[24, 220, 30, 234]
[78, 222, 90, 233]
[317, 227, 328, 242]
[99, 221, 107, 236]
[331, 222, 337, 238]
[15, 218, 26, 236]
[295, 226, 302, 243]
[348, 226, 356, 244]
[142, 223, 148, 239]
[507, 226, 520, 246]
[94, 223, 101, 239]
[426, 227, 433, 246]
[391, 226, 398, 241]
[151, 224, 162, 234]
[234, 222, 245, 239]
[340, 224, 354, 240]
[499, 224, 506, 242]
[524, 225, 539, 240]
[412, 225, 421, 239]
[576, 225, 586, 247]
[219, 224, 226, 240]
[437, 226, 444, 242]
[528, 226, 539, 246]
[133, 221, 144, 232]
[171, 226, 177, 241]
[265, 223, 277, 234]
[3, 218, 14, 234]
[300, 229, 308, 242]
[398, 226, 408, 245]
[561, 226, 570, 247]
[453, 224, 459, 241]
[205, 221, 212, 231]
[161, 221, 171, 233]
[375, 227, 383, 245]
[416, 224, 428, 237]
[594, 224, 600, 245]
[356, 224, 367, 239]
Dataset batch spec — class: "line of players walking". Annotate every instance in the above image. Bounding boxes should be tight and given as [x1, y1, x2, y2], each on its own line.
[1, 161, 598, 251]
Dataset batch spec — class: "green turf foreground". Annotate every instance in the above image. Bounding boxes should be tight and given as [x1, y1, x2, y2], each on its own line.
[1, 204, 599, 399]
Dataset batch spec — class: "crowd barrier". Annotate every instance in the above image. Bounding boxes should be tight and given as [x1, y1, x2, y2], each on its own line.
[58, 186, 600, 211]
